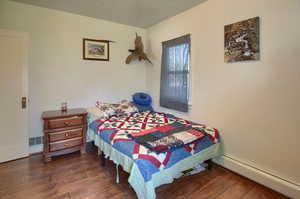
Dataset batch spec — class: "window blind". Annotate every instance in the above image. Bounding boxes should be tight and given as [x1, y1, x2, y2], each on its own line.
[160, 34, 191, 112]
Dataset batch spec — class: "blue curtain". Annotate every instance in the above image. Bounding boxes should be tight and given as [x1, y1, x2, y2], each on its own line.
[160, 34, 190, 112]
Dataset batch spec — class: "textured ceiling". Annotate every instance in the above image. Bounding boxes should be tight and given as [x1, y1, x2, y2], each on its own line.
[11, 0, 206, 28]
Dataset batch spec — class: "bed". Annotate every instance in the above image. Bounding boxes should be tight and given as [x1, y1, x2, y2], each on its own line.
[87, 109, 221, 199]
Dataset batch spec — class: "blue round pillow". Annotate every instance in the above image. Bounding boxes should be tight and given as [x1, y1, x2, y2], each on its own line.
[133, 93, 152, 105]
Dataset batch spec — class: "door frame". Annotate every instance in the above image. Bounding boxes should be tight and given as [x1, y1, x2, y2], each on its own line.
[0, 29, 29, 162]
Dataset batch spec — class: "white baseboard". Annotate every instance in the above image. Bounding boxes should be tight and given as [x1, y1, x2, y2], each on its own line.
[29, 144, 43, 154]
[213, 155, 300, 199]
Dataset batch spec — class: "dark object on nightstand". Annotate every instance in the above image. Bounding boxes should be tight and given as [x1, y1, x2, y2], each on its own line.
[42, 108, 88, 162]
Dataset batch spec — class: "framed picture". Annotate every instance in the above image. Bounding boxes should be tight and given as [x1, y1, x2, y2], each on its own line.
[83, 38, 110, 61]
[224, 17, 260, 63]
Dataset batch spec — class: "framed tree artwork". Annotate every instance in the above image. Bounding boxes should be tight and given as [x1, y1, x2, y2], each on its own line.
[83, 38, 110, 61]
[224, 17, 260, 63]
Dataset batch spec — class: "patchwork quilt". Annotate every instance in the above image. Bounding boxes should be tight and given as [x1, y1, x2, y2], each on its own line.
[90, 111, 220, 182]
[128, 122, 207, 153]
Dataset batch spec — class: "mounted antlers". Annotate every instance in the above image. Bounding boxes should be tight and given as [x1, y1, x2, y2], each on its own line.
[126, 33, 152, 64]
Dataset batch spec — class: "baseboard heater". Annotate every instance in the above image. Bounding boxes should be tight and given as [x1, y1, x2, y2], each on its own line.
[213, 155, 300, 198]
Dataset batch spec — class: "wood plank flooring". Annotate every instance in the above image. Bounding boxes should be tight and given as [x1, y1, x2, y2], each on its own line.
[0, 149, 289, 199]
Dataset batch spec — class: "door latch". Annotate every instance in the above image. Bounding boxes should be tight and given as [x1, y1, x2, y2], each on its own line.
[22, 97, 27, 109]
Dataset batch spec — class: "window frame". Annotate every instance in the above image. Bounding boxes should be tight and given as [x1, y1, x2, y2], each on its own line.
[160, 34, 191, 112]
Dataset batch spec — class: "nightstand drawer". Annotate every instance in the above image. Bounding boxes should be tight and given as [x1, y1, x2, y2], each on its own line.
[48, 116, 83, 129]
[49, 128, 83, 142]
[50, 137, 82, 152]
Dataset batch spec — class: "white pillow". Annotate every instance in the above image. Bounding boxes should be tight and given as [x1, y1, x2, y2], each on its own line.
[95, 101, 116, 118]
[114, 100, 138, 116]
[86, 107, 107, 120]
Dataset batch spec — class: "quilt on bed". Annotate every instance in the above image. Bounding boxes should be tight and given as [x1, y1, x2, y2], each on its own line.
[128, 122, 208, 153]
[89, 111, 220, 182]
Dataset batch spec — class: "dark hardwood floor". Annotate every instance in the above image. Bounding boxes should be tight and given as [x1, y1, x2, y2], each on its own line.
[0, 149, 289, 199]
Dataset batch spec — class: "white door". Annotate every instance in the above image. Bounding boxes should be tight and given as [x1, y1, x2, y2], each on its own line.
[0, 29, 29, 162]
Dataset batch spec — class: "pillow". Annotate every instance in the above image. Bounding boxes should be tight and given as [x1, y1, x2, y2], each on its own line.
[114, 100, 138, 116]
[133, 93, 152, 105]
[132, 102, 153, 112]
[95, 101, 116, 118]
[86, 107, 107, 120]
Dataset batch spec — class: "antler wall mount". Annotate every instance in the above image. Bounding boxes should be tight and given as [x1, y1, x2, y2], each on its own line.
[126, 33, 152, 64]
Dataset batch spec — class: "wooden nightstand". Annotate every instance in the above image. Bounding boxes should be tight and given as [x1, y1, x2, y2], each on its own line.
[42, 108, 88, 162]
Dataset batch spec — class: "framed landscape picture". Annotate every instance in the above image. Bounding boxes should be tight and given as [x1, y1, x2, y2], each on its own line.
[83, 38, 110, 61]
[224, 17, 260, 63]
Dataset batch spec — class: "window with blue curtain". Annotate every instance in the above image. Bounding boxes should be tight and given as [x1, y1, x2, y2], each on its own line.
[160, 34, 191, 112]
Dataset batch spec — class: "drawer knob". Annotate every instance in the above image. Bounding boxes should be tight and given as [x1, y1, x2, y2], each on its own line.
[65, 133, 69, 137]
[64, 122, 71, 126]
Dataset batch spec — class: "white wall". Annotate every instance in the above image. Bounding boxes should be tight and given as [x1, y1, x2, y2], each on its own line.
[1, 0, 299, 197]
[146, 0, 300, 196]
[0, 0, 147, 138]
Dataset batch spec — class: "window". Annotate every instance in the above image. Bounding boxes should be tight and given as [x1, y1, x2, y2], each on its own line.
[160, 34, 191, 112]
